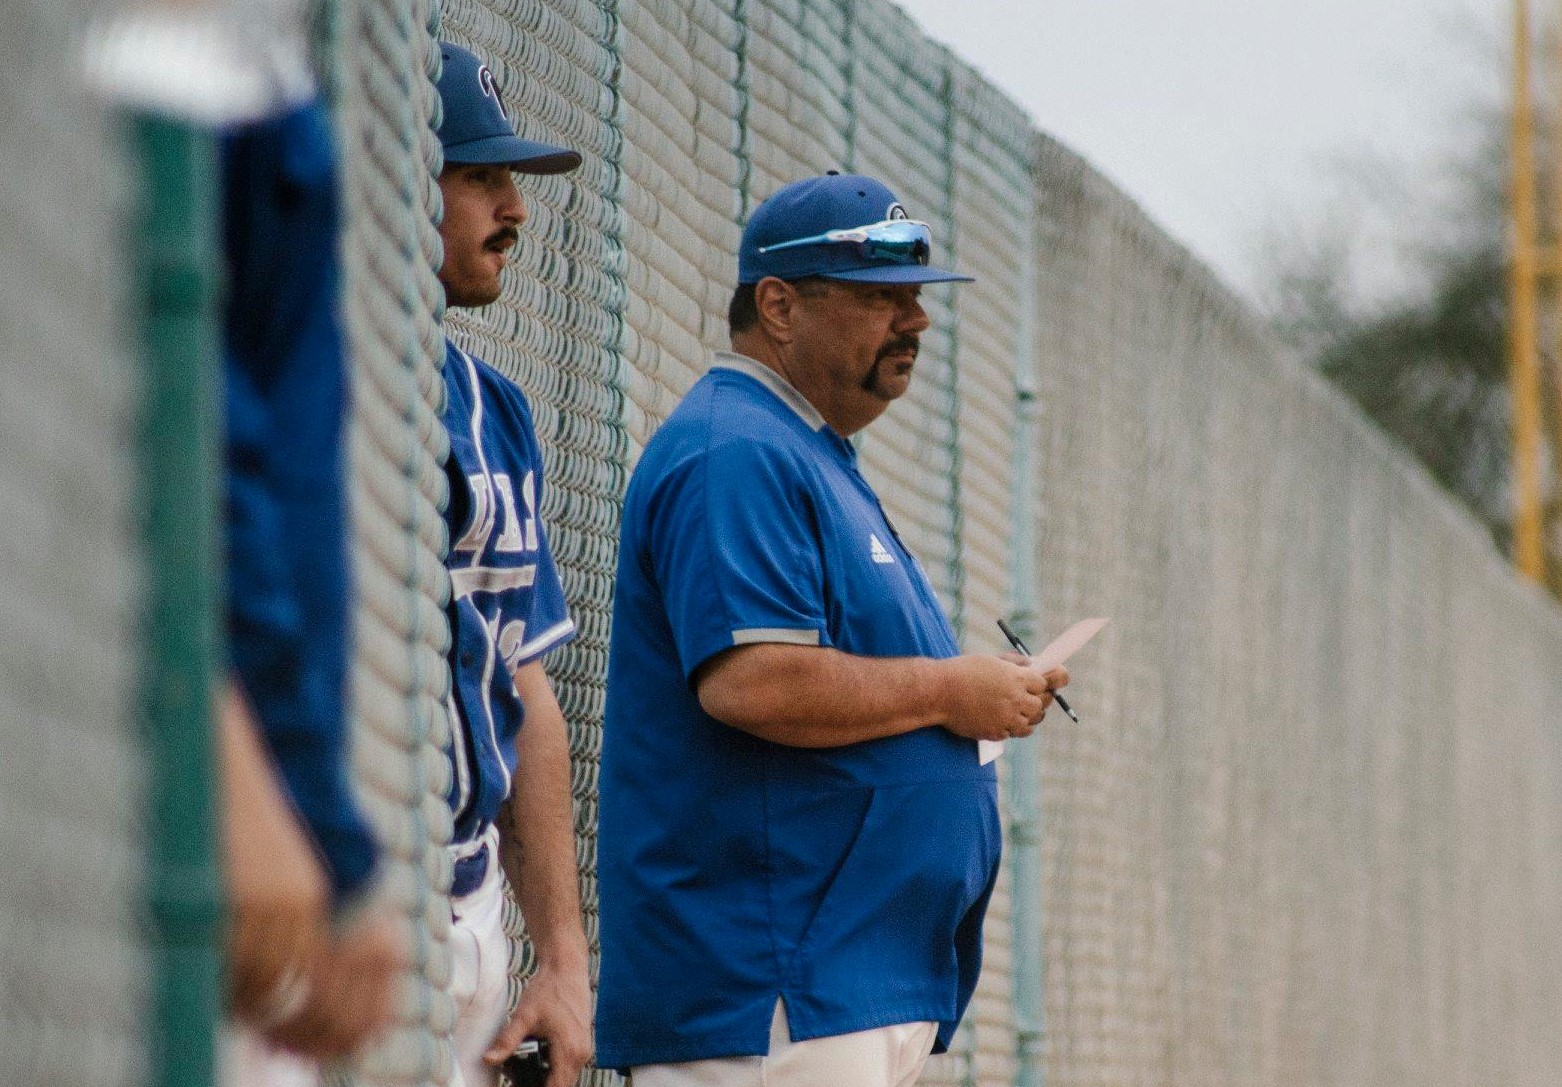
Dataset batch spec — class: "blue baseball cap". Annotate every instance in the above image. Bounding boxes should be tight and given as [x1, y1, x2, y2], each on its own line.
[436, 42, 581, 173]
[738, 172, 973, 285]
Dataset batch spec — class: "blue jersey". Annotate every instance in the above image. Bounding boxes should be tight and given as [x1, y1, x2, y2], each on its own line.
[222, 96, 378, 904]
[441, 341, 575, 847]
[596, 353, 999, 1069]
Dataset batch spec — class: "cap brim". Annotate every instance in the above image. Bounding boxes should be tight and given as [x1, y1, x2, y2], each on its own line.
[443, 134, 582, 174]
[820, 264, 974, 285]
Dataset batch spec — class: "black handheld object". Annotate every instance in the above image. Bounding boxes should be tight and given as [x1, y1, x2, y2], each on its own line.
[996, 619, 1079, 723]
[501, 1038, 551, 1087]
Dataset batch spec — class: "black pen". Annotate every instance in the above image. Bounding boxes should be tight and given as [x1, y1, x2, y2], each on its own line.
[996, 618, 1079, 723]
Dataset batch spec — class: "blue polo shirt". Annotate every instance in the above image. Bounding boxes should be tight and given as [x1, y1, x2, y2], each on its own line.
[441, 342, 575, 849]
[596, 352, 1001, 1070]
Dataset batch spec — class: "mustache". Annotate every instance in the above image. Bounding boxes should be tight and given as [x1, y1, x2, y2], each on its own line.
[875, 335, 920, 362]
[862, 336, 921, 391]
[484, 226, 519, 251]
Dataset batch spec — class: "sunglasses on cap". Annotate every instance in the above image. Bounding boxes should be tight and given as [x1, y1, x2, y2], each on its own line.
[757, 218, 933, 266]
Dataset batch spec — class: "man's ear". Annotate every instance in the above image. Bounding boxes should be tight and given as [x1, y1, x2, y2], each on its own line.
[753, 276, 798, 344]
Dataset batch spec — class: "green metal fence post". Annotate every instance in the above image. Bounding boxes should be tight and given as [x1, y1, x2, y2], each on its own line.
[131, 110, 224, 1087]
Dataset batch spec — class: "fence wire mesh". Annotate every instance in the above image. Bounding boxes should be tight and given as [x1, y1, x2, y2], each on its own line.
[333, 0, 459, 1083]
[327, 1, 1562, 1086]
[1028, 136, 1562, 1087]
[0, 4, 150, 1087]
[7, 1, 1562, 1086]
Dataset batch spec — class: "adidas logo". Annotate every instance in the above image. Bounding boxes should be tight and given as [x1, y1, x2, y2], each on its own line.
[869, 533, 895, 565]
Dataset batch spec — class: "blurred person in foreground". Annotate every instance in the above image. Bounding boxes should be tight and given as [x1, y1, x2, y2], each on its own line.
[84, 0, 404, 1079]
[214, 10, 406, 1081]
[595, 173, 1069, 1086]
[430, 40, 592, 1087]
[218, 82, 403, 1086]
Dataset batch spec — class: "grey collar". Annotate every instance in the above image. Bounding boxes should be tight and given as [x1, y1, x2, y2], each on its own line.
[711, 351, 828, 432]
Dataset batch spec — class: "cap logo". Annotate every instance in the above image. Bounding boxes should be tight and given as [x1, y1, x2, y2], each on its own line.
[886, 202, 909, 221]
[477, 64, 509, 121]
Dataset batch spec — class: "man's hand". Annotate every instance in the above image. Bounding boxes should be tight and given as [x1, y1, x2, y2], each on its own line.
[221, 682, 406, 1060]
[220, 683, 331, 1035]
[268, 909, 407, 1060]
[494, 662, 594, 1083]
[934, 655, 1070, 742]
[1004, 653, 1071, 730]
[483, 958, 594, 1085]
[1030, 660, 1070, 729]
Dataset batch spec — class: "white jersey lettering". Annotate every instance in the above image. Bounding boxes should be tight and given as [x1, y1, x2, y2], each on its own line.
[456, 472, 495, 553]
[461, 470, 538, 557]
[497, 619, 529, 674]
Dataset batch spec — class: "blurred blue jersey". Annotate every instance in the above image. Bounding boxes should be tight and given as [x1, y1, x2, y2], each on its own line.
[222, 96, 378, 903]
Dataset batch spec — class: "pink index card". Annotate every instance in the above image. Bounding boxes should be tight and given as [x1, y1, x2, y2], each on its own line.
[979, 617, 1110, 765]
[1034, 617, 1110, 672]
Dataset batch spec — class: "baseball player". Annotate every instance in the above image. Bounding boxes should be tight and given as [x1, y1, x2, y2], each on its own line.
[431, 41, 592, 1087]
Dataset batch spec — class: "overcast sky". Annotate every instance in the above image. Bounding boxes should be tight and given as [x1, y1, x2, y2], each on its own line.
[892, 0, 1502, 302]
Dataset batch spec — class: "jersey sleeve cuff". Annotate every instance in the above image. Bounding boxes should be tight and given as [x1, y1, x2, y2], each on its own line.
[731, 627, 821, 647]
[515, 618, 576, 663]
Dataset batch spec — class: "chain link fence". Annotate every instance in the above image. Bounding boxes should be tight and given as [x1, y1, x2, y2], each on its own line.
[6, 2, 1562, 1087]
[407, 5, 1562, 1086]
[333, 0, 459, 1081]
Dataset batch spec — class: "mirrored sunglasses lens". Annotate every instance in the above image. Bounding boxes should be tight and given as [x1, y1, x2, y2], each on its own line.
[860, 223, 931, 264]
